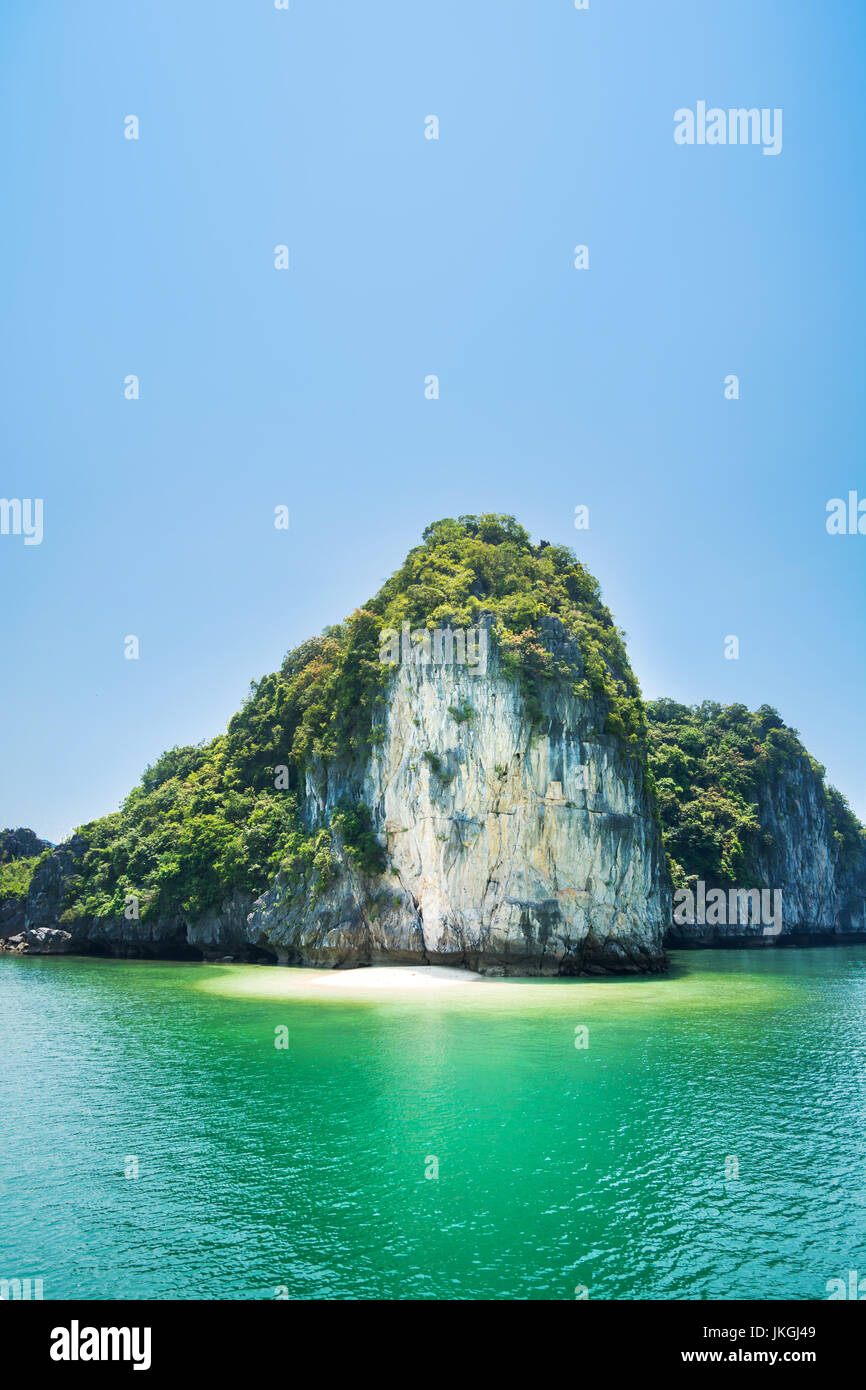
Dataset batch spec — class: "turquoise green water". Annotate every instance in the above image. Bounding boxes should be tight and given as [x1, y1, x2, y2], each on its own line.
[1, 949, 865, 1300]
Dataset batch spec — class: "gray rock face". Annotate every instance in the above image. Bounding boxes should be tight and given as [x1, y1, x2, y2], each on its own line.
[2, 926, 74, 955]
[754, 768, 866, 935]
[0, 827, 51, 862]
[248, 640, 670, 974]
[0, 897, 26, 937]
[24, 836, 88, 932]
[0, 827, 53, 943]
[667, 760, 866, 948]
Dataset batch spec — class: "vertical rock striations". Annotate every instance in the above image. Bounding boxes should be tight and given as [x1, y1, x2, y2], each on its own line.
[251, 625, 669, 973]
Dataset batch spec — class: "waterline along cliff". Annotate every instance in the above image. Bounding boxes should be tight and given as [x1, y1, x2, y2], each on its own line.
[1, 515, 864, 968]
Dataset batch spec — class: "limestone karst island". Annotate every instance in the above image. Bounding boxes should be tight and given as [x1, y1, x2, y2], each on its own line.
[2, 515, 864, 970]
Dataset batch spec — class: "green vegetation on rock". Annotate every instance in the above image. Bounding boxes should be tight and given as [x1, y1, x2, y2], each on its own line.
[0, 855, 41, 901]
[330, 800, 388, 877]
[646, 698, 865, 889]
[373, 515, 645, 745]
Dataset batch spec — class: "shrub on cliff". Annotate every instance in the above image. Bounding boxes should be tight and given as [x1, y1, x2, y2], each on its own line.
[0, 854, 42, 901]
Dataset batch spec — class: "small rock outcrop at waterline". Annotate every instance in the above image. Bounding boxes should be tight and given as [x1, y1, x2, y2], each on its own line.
[2, 515, 863, 968]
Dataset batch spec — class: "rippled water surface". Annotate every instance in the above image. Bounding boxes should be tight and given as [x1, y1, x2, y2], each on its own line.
[2, 949, 865, 1299]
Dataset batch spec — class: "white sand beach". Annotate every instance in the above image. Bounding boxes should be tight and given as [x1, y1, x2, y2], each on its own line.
[196, 960, 495, 1003]
[315, 964, 485, 990]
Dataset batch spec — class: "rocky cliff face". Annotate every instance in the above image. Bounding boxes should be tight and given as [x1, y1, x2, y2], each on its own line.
[0, 896, 26, 939]
[0, 828, 50, 862]
[3, 631, 671, 974]
[754, 764, 866, 935]
[0, 827, 52, 943]
[667, 759, 866, 947]
[250, 631, 669, 974]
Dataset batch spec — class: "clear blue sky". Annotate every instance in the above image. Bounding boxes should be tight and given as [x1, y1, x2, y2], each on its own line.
[1, 0, 864, 843]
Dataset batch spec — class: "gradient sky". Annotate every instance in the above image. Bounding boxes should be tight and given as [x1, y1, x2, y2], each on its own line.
[1, 0, 864, 843]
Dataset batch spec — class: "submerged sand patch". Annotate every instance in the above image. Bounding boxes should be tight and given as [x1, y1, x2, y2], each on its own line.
[192, 951, 804, 1015]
